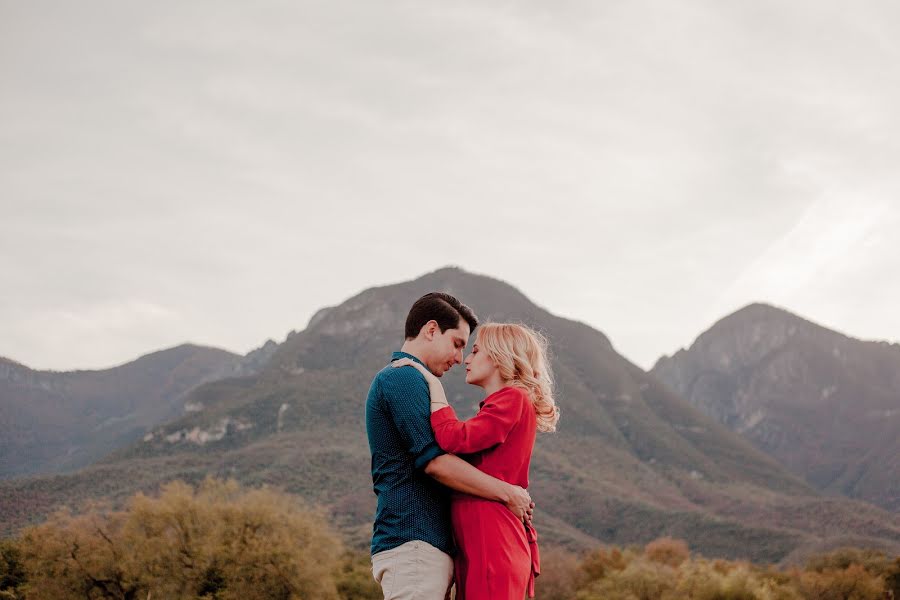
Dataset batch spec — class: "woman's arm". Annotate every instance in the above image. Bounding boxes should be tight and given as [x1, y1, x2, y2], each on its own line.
[391, 359, 535, 521]
[430, 389, 522, 454]
[425, 370, 450, 414]
[392, 357, 525, 455]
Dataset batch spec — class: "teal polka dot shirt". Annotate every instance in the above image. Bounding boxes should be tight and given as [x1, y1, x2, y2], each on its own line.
[366, 351, 453, 556]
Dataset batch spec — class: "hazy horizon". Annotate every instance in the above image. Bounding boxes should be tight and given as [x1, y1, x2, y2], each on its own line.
[3, 1, 899, 371]
[1, 265, 896, 373]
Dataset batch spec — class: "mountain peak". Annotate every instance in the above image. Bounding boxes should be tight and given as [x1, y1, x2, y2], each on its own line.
[651, 300, 900, 511]
[712, 301, 804, 329]
[0, 355, 28, 370]
[421, 265, 468, 278]
[269, 265, 612, 376]
[302, 267, 539, 338]
[690, 302, 848, 357]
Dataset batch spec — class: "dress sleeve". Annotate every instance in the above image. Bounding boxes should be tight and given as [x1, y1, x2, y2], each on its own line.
[430, 387, 526, 454]
[381, 368, 445, 470]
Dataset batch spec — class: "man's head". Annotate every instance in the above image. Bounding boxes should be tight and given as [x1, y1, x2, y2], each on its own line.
[403, 292, 479, 377]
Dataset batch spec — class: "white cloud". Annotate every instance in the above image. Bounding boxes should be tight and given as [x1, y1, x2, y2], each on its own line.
[2, 0, 900, 370]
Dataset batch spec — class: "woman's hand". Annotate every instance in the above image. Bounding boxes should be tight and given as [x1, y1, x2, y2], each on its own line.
[391, 357, 435, 380]
[392, 357, 449, 412]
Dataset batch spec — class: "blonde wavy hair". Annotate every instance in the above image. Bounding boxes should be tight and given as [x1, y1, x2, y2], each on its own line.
[477, 322, 560, 432]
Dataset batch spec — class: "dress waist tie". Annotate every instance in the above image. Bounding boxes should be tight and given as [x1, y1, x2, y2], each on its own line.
[525, 521, 540, 598]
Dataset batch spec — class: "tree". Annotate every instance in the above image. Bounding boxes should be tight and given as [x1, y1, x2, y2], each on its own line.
[333, 551, 382, 600]
[17, 478, 342, 600]
[533, 546, 580, 600]
[644, 537, 690, 568]
[884, 558, 900, 599]
[0, 539, 26, 599]
[796, 564, 884, 600]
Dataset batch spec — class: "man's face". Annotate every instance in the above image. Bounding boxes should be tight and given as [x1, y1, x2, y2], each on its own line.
[426, 319, 471, 377]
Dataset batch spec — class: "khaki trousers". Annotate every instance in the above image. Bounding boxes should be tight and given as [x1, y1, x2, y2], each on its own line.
[372, 540, 454, 600]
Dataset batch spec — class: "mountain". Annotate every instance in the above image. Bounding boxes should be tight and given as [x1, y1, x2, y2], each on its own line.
[652, 302, 900, 511]
[2, 270, 898, 563]
[0, 342, 274, 479]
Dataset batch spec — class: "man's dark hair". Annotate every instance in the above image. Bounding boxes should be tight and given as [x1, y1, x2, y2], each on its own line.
[404, 292, 479, 340]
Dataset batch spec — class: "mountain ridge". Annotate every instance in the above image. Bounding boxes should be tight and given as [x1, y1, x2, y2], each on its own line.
[2, 268, 898, 563]
[0, 342, 278, 480]
[652, 301, 900, 510]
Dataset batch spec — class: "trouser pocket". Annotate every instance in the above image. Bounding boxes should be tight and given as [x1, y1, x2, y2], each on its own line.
[372, 541, 453, 600]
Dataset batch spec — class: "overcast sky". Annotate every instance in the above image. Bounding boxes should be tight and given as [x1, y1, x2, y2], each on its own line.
[2, 0, 899, 372]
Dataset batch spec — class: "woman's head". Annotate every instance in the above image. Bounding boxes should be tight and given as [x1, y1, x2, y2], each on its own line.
[465, 322, 560, 432]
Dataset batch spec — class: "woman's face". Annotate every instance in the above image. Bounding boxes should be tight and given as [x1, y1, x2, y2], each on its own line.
[464, 337, 500, 387]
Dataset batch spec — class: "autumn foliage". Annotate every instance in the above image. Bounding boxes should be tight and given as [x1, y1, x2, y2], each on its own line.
[0, 478, 380, 600]
[536, 536, 900, 600]
[0, 480, 897, 599]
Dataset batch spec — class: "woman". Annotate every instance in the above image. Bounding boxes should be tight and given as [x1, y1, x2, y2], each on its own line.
[393, 322, 559, 599]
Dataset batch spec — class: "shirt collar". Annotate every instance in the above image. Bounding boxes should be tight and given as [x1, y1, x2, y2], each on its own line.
[391, 351, 428, 368]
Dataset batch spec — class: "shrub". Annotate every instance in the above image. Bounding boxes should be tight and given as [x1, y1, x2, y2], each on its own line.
[805, 547, 892, 575]
[577, 560, 676, 600]
[644, 536, 690, 568]
[0, 539, 26, 599]
[885, 558, 900, 598]
[17, 477, 342, 600]
[533, 546, 580, 600]
[795, 564, 884, 600]
[675, 560, 801, 600]
[334, 550, 381, 600]
[577, 546, 632, 586]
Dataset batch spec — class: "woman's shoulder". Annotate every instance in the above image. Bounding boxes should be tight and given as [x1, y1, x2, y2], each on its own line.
[492, 385, 531, 405]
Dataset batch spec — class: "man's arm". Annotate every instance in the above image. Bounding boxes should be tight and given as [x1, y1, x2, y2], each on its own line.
[424, 454, 533, 520]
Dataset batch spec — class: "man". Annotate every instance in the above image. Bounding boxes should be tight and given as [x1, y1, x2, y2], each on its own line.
[366, 292, 533, 599]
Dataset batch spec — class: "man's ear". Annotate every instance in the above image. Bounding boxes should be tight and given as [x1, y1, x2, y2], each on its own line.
[422, 320, 438, 341]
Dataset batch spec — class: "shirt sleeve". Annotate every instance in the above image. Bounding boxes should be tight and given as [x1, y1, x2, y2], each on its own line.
[380, 367, 445, 470]
[430, 387, 525, 454]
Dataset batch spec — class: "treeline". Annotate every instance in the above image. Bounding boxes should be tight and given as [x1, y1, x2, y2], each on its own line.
[535, 538, 900, 599]
[1, 479, 898, 599]
[0, 478, 381, 600]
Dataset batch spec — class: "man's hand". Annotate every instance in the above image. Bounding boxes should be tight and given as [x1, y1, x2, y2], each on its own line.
[504, 484, 532, 521]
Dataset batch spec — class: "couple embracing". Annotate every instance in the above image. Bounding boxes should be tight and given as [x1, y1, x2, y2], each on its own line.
[366, 292, 560, 599]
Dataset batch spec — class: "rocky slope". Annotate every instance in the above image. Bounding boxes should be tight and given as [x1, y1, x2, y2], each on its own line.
[652, 303, 900, 511]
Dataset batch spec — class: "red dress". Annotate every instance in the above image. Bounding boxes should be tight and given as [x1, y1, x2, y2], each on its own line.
[431, 386, 540, 600]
